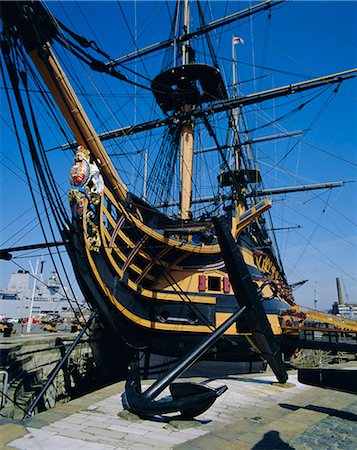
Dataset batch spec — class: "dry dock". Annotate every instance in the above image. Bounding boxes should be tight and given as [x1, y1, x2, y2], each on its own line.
[1, 363, 356, 450]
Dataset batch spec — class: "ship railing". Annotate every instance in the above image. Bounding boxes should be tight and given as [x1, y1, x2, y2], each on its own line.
[280, 325, 357, 351]
[298, 306, 357, 330]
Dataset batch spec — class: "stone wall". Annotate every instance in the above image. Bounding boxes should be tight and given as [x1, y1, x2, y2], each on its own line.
[0, 332, 94, 418]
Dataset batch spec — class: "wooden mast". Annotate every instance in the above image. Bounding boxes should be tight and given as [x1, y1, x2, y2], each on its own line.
[180, 0, 194, 220]
[28, 46, 128, 202]
[231, 36, 246, 233]
[180, 111, 194, 220]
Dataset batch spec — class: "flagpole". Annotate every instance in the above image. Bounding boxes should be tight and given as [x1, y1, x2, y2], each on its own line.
[232, 35, 236, 98]
[232, 37, 239, 170]
[27, 258, 39, 333]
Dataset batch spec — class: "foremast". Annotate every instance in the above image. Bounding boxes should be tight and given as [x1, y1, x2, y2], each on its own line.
[29, 47, 127, 202]
[1, 1, 127, 203]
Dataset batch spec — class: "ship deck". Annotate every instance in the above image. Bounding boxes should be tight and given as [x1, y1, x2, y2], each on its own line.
[1, 361, 356, 449]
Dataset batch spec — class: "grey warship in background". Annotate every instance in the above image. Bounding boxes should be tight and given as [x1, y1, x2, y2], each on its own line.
[0, 269, 73, 319]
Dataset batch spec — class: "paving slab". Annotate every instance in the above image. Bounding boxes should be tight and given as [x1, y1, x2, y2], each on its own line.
[1, 363, 356, 450]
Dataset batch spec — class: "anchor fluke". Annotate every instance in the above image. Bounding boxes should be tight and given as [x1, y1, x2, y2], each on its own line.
[123, 306, 246, 419]
[123, 361, 227, 419]
[170, 382, 228, 419]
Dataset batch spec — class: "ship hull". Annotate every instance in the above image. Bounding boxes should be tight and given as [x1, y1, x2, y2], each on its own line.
[66, 235, 277, 362]
[63, 192, 289, 363]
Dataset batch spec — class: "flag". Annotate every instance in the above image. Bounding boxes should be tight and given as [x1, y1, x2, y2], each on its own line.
[233, 36, 244, 45]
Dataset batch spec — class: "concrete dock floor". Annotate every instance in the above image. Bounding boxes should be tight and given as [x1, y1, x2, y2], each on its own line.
[1, 364, 356, 449]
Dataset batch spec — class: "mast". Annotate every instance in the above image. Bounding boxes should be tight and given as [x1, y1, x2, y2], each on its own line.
[29, 47, 127, 202]
[180, 112, 194, 220]
[231, 35, 240, 164]
[1, 2, 127, 202]
[106, 1, 283, 68]
[313, 273, 318, 309]
[231, 36, 245, 221]
[180, 0, 194, 220]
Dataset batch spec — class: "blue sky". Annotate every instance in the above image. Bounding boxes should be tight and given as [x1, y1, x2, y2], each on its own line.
[1, 1, 356, 311]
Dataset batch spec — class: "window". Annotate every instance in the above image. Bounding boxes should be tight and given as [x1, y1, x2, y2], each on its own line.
[2, 294, 18, 300]
[208, 276, 221, 292]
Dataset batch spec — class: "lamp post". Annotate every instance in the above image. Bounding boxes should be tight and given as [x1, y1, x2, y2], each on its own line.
[27, 258, 39, 333]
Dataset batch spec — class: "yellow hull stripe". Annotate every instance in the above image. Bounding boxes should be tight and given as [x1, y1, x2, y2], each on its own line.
[102, 227, 155, 280]
[97, 200, 217, 304]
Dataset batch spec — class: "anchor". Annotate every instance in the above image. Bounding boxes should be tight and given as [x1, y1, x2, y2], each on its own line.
[123, 217, 288, 419]
[123, 306, 246, 419]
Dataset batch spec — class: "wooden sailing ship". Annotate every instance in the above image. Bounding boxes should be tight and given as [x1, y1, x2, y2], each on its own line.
[1, 0, 357, 380]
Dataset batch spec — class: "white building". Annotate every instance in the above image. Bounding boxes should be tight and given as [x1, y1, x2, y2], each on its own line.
[332, 302, 357, 320]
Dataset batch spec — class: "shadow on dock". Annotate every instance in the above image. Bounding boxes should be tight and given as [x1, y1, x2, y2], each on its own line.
[279, 403, 357, 422]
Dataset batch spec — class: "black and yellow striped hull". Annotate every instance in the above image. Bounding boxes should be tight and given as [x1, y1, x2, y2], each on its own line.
[64, 186, 294, 362]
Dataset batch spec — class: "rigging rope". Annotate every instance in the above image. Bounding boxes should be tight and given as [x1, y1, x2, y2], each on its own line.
[53, 4, 165, 195]
[263, 85, 340, 177]
[1, 35, 85, 322]
[288, 218, 357, 284]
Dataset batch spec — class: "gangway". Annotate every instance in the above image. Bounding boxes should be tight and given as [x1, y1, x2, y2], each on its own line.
[280, 324, 357, 353]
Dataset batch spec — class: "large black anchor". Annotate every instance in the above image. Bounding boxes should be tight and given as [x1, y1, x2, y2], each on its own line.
[123, 306, 246, 419]
[123, 215, 288, 419]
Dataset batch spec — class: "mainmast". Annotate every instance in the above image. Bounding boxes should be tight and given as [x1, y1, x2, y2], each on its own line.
[180, 0, 194, 220]
[151, 0, 227, 219]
